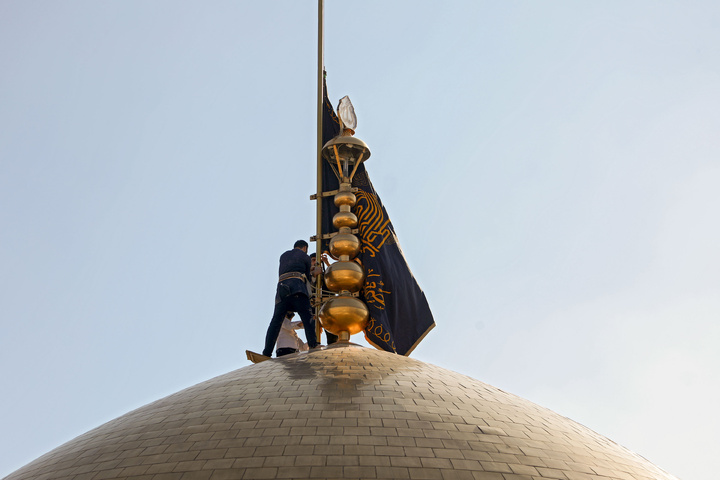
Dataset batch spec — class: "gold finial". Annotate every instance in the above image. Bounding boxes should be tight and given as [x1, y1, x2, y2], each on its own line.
[315, 99, 372, 341]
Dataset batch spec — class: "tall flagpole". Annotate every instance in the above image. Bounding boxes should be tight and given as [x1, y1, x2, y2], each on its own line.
[314, 0, 324, 342]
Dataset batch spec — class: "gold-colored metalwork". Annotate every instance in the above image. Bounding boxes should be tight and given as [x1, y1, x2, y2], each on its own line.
[322, 136, 371, 164]
[333, 183, 358, 228]
[348, 151, 364, 181]
[324, 261, 365, 292]
[314, 96, 372, 343]
[318, 296, 369, 336]
[329, 231, 360, 259]
[334, 190, 356, 207]
[332, 211, 357, 229]
[322, 135, 370, 182]
[245, 350, 271, 364]
[332, 144, 343, 179]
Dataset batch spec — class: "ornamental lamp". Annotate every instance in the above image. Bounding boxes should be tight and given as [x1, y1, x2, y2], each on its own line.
[321, 96, 370, 183]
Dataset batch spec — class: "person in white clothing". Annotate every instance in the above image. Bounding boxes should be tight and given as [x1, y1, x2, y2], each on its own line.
[276, 312, 308, 357]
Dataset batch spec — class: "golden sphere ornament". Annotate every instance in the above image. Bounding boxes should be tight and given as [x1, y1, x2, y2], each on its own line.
[329, 232, 360, 259]
[324, 261, 365, 292]
[332, 211, 358, 229]
[318, 296, 369, 336]
[334, 190, 356, 207]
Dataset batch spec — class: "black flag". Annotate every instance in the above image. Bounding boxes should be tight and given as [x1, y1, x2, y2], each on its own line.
[320, 79, 435, 355]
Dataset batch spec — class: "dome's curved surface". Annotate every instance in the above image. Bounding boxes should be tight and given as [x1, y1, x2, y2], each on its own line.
[6, 344, 677, 480]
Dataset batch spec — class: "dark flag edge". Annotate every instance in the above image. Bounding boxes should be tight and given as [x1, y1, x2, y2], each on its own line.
[364, 315, 436, 357]
[351, 166, 435, 356]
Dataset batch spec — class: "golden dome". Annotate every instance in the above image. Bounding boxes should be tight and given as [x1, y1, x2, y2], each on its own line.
[5, 344, 679, 480]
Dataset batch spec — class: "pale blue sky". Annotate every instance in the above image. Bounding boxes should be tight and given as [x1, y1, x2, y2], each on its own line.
[2, 2, 719, 479]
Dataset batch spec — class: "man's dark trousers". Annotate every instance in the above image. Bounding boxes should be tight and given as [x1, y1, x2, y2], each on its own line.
[262, 291, 318, 357]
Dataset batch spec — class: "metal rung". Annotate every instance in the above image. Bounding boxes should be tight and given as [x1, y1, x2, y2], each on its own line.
[310, 187, 358, 200]
[310, 229, 358, 242]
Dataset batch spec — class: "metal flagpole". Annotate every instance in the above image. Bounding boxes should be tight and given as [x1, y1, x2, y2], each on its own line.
[314, 0, 324, 343]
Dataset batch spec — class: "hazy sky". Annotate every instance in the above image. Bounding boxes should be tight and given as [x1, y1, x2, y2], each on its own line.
[2, 2, 719, 479]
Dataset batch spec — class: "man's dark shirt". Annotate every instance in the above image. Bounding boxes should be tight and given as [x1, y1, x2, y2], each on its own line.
[277, 248, 312, 297]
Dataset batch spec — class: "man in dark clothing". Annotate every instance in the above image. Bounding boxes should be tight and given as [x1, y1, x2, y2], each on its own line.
[262, 240, 319, 357]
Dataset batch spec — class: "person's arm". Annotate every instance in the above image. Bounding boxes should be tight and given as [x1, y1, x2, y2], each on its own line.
[304, 254, 312, 280]
[311, 263, 323, 277]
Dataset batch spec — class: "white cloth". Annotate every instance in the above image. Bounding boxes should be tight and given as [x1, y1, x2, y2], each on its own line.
[277, 317, 308, 351]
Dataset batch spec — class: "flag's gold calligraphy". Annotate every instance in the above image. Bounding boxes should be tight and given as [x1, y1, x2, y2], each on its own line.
[355, 190, 391, 257]
[363, 268, 390, 309]
[366, 315, 396, 353]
